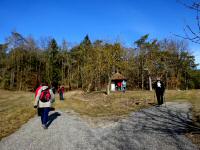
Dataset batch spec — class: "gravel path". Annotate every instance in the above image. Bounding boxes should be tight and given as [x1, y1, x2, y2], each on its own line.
[0, 102, 199, 150]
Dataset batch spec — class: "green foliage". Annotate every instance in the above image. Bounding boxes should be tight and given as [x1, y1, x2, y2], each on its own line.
[47, 39, 61, 87]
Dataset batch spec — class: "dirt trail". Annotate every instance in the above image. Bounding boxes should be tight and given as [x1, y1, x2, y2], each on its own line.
[0, 102, 199, 150]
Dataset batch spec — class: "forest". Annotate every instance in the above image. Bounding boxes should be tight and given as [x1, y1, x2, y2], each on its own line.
[0, 32, 200, 92]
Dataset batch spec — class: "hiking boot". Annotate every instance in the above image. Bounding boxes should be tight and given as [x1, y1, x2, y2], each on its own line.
[42, 125, 48, 129]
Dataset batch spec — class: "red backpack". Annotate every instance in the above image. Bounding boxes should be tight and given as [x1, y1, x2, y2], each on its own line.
[39, 88, 51, 102]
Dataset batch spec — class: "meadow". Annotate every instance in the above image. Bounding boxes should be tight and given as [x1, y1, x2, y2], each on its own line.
[0, 89, 199, 141]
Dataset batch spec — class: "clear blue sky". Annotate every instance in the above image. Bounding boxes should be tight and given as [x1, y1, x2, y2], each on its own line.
[0, 0, 199, 66]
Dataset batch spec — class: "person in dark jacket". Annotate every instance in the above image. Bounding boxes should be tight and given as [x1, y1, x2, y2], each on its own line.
[153, 77, 165, 105]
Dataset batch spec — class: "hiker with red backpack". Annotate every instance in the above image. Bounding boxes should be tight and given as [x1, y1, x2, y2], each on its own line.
[35, 84, 43, 116]
[34, 83, 55, 129]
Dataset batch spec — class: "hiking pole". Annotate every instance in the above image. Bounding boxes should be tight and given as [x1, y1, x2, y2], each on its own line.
[154, 91, 156, 105]
[163, 94, 167, 108]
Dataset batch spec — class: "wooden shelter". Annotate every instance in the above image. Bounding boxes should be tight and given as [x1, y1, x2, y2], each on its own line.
[111, 72, 127, 91]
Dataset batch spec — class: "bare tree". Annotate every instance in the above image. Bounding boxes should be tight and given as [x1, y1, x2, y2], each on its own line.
[176, 0, 200, 44]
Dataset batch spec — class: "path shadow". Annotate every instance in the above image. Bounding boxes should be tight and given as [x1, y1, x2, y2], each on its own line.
[139, 107, 200, 134]
[46, 112, 61, 127]
[96, 105, 200, 149]
[115, 106, 200, 135]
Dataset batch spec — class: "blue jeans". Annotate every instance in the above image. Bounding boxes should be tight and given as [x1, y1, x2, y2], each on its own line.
[41, 108, 50, 125]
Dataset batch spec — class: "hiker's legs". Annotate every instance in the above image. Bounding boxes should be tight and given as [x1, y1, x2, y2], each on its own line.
[61, 92, 64, 100]
[40, 108, 44, 124]
[59, 92, 62, 100]
[160, 94, 164, 104]
[156, 91, 161, 105]
[43, 108, 50, 125]
[41, 108, 50, 125]
[123, 87, 126, 93]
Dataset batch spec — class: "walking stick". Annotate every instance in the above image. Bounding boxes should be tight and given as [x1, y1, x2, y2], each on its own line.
[154, 91, 156, 105]
[163, 94, 167, 107]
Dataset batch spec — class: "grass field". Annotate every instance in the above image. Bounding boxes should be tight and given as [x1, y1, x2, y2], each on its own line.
[54, 90, 155, 117]
[0, 90, 35, 139]
[0, 89, 200, 141]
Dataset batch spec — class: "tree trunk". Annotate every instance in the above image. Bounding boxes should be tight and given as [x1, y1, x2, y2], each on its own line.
[106, 75, 111, 95]
[87, 83, 92, 92]
[98, 73, 101, 90]
[62, 58, 64, 84]
[19, 70, 22, 91]
[10, 69, 15, 89]
[141, 71, 144, 90]
[165, 71, 168, 90]
[67, 65, 71, 91]
[149, 75, 152, 91]
[185, 71, 188, 90]
[141, 59, 144, 90]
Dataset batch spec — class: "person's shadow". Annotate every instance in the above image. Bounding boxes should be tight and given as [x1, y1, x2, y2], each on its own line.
[46, 112, 61, 128]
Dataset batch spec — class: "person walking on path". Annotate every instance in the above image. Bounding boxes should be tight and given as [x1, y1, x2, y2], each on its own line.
[35, 84, 43, 116]
[58, 86, 64, 100]
[34, 83, 55, 129]
[153, 77, 165, 106]
[117, 82, 122, 91]
[122, 80, 127, 93]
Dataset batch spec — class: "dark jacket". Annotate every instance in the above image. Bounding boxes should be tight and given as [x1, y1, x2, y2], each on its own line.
[153, 80, 165, 94]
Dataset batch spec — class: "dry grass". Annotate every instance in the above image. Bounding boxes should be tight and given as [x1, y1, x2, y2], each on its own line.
[54, 90, 154, 117]
[0, 90, 35, 140]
